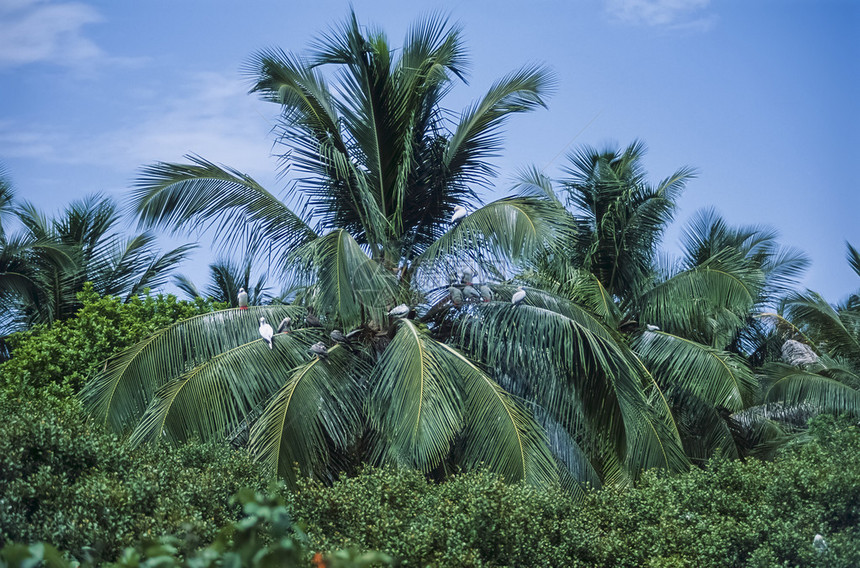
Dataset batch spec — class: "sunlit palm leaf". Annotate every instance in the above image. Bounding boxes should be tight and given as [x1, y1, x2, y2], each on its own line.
[367, 320, 464, 472]
[416, 196, 570, 277]
[132, 156, 317, 257]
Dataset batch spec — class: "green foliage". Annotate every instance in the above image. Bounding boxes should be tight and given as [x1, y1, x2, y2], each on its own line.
[287, 414, 860, 567]
[1, 487, 392, 568]
[0, 284, 224, 400]
[0, 397, 265, 565]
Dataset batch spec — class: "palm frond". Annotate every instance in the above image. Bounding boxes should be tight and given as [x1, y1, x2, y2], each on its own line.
[366, 320, 464, 472]
[248, 343, 369, 485]
[128, 329, 319, 447]
[132, 155, 316, 257]
[763, 362, 860, 416]
[81, 305, 306, 434]
[634, 330, 757, 411]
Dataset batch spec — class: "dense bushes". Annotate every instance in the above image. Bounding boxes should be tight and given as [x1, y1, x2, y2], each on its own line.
[0, 284, 224, 400]
[287, 415, 860, 567]
[0, 397, 267, 565]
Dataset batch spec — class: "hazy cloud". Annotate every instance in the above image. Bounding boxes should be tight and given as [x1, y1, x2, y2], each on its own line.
[0, 0, 108, 67]
[605, 0, 716, 30]
[0, 72, 280, 184]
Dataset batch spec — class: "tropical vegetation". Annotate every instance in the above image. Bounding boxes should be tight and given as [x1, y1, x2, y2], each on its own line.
[0, 8, 858, 567]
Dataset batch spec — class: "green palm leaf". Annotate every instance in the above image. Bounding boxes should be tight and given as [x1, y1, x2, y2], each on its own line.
[367, 320, 464, 472]
[132, 156, 317, 257]
[633, 330, 758, 412]
[81, 305, 304, 434]
[128, 328, 321, 448]
[763, 362, 860, 415]
[248, 344, 368, 485]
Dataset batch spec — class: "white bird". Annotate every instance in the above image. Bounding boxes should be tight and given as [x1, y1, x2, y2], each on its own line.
[511, 286, 526, 306]
[309, 341, 329, 359]
[237, 287, 249, 310]
[479, 284, 494, 303]
[646, 324, 660, 332]
[451, 205, 467, 225]
[388, 304, 410, 318]
[277, 316, 292, 334]
[258, 316, 274, 349]
[813, 534, 827, 553]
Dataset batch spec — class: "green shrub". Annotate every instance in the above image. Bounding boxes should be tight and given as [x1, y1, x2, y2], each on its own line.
[0, 284, 224, 401]
[0, 397, 266, 565]
[287, 414, 860, 567]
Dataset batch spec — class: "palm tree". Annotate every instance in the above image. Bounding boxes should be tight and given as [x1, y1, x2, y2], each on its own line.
[758, 242, 860, 420]
[0, 188, 193, 337]
[82, 13, 689, 490]
[174, 256, 271, 307]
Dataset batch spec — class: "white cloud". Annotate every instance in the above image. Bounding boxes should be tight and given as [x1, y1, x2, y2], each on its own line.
[0, 72, 282, 186]
[0, 0, 106, 67]
[605, 0, 716, 30]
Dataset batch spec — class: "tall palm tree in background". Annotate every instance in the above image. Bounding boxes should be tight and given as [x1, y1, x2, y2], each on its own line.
[756, 243, 860, 427]
[174, 256, 271, 307]
[0, 177, 193, 340]
[83, 12, 693, 491]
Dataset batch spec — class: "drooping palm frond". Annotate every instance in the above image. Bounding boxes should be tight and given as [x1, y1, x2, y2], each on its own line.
[762, 361, 860, 416]
[133, 156, 317, 258]
[455, 289, 686, 480]
[81, 305, 305, 434]
[784, 290, 859, 364]
[366, 320, 465, 472]
[249, 343, 369, 485]
[633, 330, 758, 412]
[416, 196, 572, 279]
[288, 229, 400, 328]
[128, 327, 323, 449]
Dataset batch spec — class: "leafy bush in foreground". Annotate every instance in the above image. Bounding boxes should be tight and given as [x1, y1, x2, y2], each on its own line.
[0, 284, 224, 401]
[1, 489, 392, 568]
[0, 398, 266, 565]
[287, 415, 859, 567]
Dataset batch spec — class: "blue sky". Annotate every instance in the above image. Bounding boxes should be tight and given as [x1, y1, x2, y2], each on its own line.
[1, 0, 857, 301]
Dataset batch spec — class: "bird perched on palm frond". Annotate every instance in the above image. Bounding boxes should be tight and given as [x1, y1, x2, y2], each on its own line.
[451, 205, 467, 225]
[259, 316, 274, 349]
[306, 307, 322, 327]
[646, 324, 660, 332]
[479, 283, 493, 303]
[448, 280, 463, 306]
[331, 329, 360, 353]
[388, 304, 409, 318]
[511, 286, 526, 306]
[813, 534, 827, 553]
[309, 341, 328, 359]
[460, 267, 474, 285]
[277, 316, 292, 334]
[237, 287, 249, 310]
[463, 283, 481, 302]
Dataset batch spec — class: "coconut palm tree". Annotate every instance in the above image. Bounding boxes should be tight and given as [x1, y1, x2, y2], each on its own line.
[0, 189, 193, 337]
[174, 256, 271, 307]
[82, 13, 689, 490]
[758, 242, 860, 420]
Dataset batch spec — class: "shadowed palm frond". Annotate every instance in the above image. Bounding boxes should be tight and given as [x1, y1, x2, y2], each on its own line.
[249, 343, 369, 485]
[128, 330, 319, 448]
[81, 305, 308, 434]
